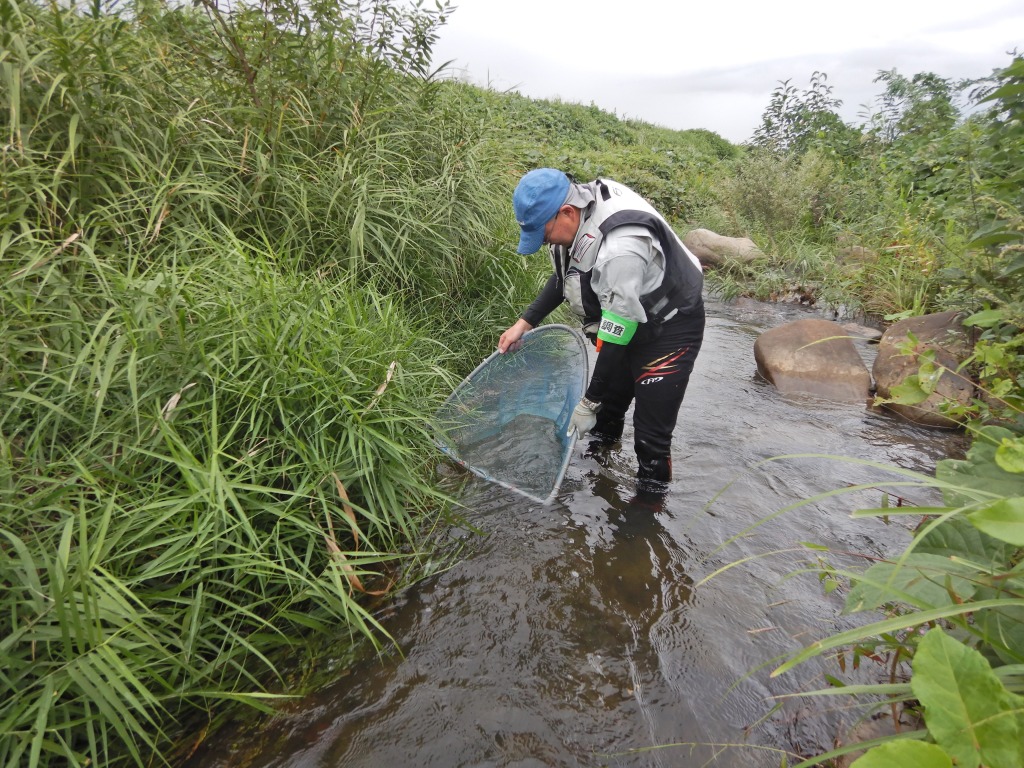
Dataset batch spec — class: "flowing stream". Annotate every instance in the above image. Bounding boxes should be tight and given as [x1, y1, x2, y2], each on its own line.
[190, 296, 966, 767]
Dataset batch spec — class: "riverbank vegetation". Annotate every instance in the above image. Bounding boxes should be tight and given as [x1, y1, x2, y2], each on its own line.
[709, 61, 1024, 768]
[1, 0, 1021, 765]
[1, 0, 528, 764]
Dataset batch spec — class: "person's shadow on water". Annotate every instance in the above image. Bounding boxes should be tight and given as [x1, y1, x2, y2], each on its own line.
[580, 464, 695, 639]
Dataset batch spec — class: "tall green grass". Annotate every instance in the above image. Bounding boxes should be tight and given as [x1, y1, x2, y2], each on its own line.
[1, 0, 538, 765]
[3, 235, 461, 765]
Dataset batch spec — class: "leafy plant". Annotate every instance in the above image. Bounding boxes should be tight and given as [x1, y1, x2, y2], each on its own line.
[864, 70, 963, 145]
[768, 426, 1024, 768]
[751, 71, 855, 156]
[718, 148, 839, 241]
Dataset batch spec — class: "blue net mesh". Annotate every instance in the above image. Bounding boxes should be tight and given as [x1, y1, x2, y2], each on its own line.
[434, 325, 590, 503]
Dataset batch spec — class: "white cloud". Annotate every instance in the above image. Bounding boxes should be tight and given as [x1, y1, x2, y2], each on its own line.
[429, 0, 1023, 142]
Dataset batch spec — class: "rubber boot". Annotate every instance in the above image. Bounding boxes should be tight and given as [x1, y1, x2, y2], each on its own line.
[636, 453, 672, 495]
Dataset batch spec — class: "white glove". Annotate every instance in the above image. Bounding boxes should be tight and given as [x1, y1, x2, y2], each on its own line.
[567, 398, 600, 438]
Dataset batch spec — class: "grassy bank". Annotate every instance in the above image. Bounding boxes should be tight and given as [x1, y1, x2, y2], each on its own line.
[0, 0, 542, 764]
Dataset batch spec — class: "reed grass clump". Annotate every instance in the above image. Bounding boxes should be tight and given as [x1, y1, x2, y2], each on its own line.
[3, 234, 464, 766]
[1, 0, 536, 765]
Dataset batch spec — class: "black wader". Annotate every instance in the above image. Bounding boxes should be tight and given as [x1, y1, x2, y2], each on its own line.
[591, 307, 705, 493]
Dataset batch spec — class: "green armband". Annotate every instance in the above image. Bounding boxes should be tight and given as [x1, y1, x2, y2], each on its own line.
[596, 310, 638, 345]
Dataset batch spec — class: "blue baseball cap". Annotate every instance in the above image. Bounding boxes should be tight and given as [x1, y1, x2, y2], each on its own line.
[513, 168, 571, 254]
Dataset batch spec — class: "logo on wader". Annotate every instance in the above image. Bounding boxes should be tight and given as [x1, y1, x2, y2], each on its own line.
[636, 346, 691, 385]
[572, 234, 595, 263]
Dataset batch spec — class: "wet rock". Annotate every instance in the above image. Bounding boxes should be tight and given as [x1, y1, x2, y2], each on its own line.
[754, 318, 872, 403]
[840, 322, 883, 343]
[770, 283, 818, 306]
[683, 228, 765, 267]
[872, 310, 975, 428]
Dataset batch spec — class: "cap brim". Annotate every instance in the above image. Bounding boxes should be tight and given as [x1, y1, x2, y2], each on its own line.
[517, 226, 545, 255]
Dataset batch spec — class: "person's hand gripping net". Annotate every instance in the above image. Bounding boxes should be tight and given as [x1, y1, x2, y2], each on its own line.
[567, 397, 600, 438]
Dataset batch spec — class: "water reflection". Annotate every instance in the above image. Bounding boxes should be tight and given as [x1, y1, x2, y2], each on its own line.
[188, 298, 967, 768]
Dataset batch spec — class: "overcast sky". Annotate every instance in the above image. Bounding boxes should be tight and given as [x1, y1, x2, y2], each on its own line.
[428, 0, 1023, 144]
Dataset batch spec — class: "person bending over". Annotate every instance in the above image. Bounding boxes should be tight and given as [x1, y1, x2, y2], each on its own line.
[498, 168, 705, 494]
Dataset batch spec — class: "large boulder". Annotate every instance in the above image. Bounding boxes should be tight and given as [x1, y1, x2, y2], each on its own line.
[683, 228, 765, 267]
[872, 310, 975, 428]
[754, 319, 872, 403]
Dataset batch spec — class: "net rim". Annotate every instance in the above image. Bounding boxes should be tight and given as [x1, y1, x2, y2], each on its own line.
[435, 324, 590, 505]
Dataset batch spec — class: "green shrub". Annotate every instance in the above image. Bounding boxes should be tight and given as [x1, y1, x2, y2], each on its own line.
[716, 148, 839, 241]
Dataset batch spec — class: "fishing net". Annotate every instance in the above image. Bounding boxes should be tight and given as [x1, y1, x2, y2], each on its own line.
[434, 325, 590, 504]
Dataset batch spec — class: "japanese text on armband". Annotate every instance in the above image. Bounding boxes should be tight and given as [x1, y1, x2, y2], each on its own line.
[596, 311, 637, 345]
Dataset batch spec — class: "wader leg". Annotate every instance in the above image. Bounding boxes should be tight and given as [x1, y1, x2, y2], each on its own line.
[590, 360, 633, 444]
[629, 311, 704, 495]
[636, 440, 673, 494]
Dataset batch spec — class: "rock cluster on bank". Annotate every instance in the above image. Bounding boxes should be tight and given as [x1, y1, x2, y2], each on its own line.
[752, 310, 975, 428]
[681, 227, 978, 429]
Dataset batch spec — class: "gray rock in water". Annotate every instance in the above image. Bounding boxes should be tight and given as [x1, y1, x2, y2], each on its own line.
[754, 318, 871, 403]
[841, 322, 883, 343]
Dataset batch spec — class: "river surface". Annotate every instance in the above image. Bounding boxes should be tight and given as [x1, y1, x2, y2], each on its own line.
[191, 297, 966, 767]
